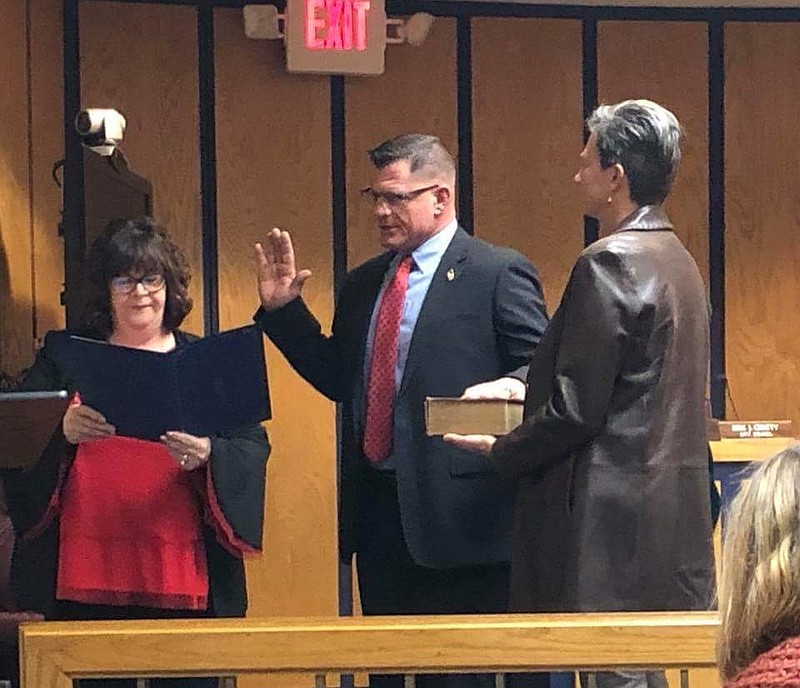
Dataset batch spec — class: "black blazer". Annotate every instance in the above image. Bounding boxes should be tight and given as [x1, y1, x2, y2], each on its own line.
[257, 227, 548, 568]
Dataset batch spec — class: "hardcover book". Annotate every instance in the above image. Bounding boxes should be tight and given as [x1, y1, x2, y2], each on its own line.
[425, 397, 524, 436]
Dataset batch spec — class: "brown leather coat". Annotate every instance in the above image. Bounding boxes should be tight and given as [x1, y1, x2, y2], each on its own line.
[493, 205, 715, 612]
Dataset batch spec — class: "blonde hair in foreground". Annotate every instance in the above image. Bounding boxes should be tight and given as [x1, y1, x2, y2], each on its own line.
[717, 444, 800, 680]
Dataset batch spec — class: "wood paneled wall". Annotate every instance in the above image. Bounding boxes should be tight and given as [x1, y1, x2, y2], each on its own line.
[4, 0, 800, 657]
[214, 8, 337, 620]
[29, 0, 67, 340]
[214, 11, 337, 685]
[0, 0, 32, 374]
[0, 0, 63, 375]
[725, 22, 800, 428]
[472, 17, 583, 312]
[598, 21, 709, 282]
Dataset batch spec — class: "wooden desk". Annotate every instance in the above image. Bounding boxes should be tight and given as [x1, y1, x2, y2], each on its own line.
[710, 437, 795, 507]
[709, 437, 793, 463]
[709, 436, 796, 596]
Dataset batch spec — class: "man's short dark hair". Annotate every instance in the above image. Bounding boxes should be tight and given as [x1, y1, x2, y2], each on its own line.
[368, 134, 456, 180]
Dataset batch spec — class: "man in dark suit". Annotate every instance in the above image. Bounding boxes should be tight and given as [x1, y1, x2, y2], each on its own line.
[447, 101, 715, 688]
[254, 134, 548, 688]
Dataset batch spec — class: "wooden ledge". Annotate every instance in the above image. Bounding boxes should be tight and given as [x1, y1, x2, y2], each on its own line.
[21, 612, 720, 688]
[710, 437, 794, 462]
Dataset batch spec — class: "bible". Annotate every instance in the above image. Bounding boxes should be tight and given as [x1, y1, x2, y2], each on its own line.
[425, 397, 524, 436]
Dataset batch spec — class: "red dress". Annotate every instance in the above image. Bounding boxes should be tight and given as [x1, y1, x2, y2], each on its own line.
[57, 436, 208, 610]
[10, 328, 269, 620]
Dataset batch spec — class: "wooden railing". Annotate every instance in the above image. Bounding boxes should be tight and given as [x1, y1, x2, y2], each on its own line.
[19, 612, 719, 688]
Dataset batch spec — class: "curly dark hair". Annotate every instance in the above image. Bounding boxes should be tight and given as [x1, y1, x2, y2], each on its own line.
[82, 217, 193, 338]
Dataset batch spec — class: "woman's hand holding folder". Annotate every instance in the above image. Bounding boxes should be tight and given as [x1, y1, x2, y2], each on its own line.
[63, 403, 116, 445]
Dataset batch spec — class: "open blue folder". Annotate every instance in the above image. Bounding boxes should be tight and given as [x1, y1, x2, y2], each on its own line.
[48, 325, 271, 441]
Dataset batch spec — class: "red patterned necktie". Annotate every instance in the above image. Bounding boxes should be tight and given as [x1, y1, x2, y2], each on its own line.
[363, 256, 413, 462]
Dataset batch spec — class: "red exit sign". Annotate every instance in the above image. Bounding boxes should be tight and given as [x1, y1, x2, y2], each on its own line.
[286, 0, 386, 75]
[305, 0, 371, 51]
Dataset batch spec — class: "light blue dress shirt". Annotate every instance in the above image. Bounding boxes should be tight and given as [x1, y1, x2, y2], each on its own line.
[362, 219, 459, 467]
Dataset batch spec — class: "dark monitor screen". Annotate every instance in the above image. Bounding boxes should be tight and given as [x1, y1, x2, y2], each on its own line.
[0, 391, 70, 468]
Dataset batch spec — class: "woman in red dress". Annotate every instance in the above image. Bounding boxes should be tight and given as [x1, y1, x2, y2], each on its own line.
[4, 217, 270, 688]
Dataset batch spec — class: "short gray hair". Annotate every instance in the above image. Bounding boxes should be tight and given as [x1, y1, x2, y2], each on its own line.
[368, 134, 456, 181]
[587, 99, 682, 206]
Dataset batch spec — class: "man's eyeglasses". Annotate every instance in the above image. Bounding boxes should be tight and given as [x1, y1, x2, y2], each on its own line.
[110, 274, 166, 295]
[360, 184, 439, 207]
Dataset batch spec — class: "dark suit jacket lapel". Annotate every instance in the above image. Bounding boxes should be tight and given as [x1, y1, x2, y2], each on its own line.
[398, 227, 471, 396]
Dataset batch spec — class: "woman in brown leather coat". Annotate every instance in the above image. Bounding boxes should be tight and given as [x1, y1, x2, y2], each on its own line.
[448, 100, 715, 688]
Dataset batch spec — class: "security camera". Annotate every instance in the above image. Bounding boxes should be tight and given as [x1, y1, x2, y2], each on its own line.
[75, 108, 126, 156]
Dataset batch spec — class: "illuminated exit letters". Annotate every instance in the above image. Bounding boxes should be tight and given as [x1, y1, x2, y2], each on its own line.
[305, 0, 371, 51]
[286, 0, 386, 75]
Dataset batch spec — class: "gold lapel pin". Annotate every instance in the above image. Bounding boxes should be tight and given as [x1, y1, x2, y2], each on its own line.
[446, 268, 455, 282]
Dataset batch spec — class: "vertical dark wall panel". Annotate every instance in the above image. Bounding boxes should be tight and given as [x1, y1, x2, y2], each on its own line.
[598, 21, 709, 283]
[472, 17, 584, 312]
[80, 0, 203, 333]
[725, 22, 800, 427]
[708, 20, 725, 419]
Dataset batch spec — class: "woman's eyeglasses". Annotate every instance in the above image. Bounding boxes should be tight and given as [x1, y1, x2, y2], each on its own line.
[110, 274, 166, 295]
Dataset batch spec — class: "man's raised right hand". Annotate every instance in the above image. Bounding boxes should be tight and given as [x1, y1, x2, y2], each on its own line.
[255, 228, 313, 312]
